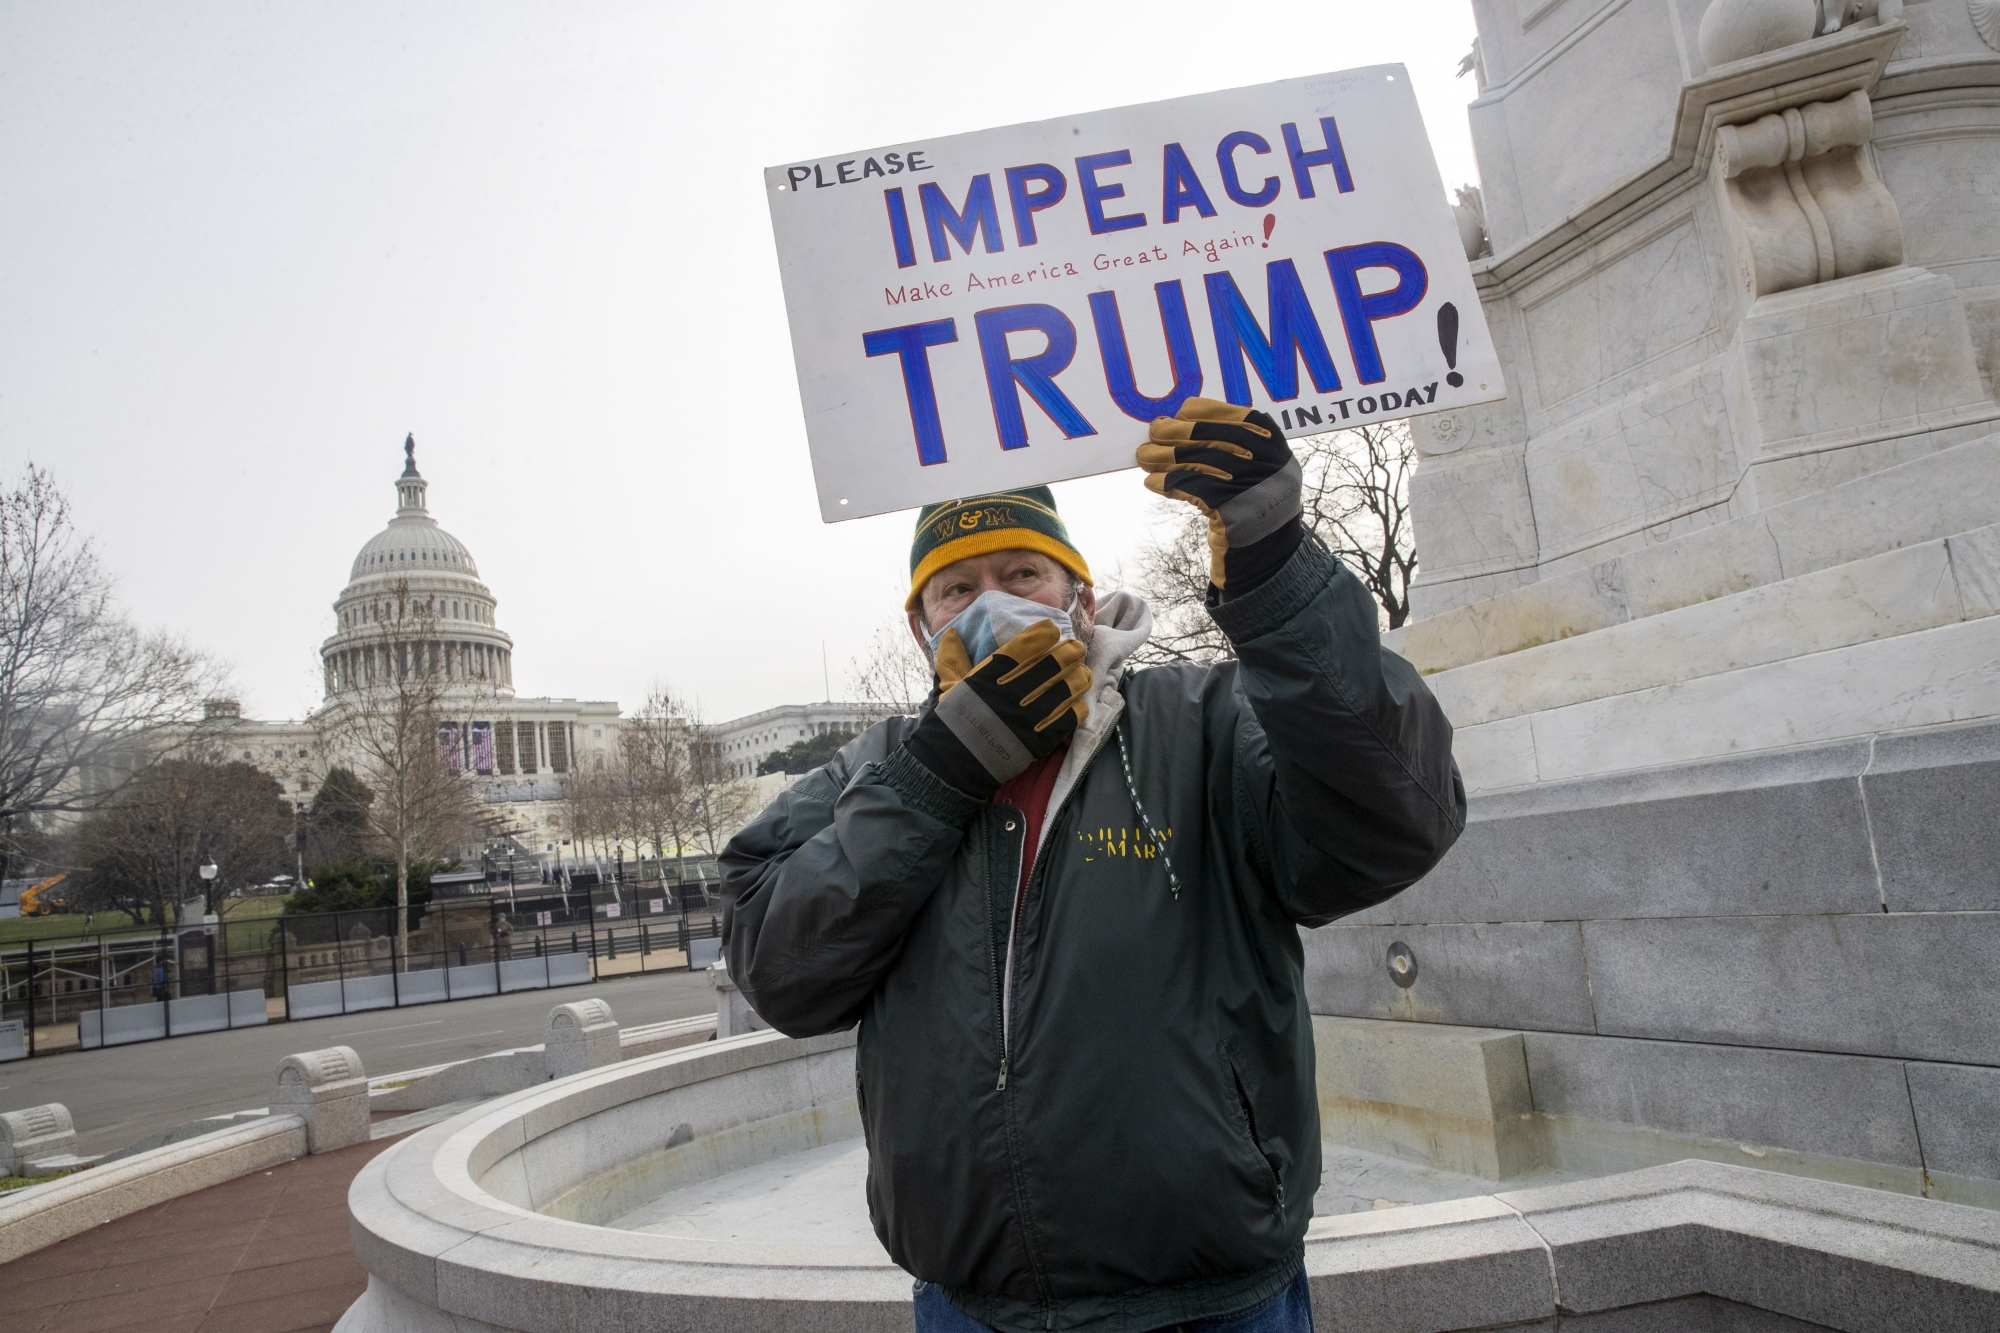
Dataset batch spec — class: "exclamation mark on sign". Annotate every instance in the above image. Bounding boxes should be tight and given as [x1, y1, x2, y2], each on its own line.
[1438, 303, 1464, 388]
[1262, 214, 1275, 248]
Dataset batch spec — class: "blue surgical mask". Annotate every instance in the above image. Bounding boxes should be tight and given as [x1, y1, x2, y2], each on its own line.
[927, 589, 1075, 666]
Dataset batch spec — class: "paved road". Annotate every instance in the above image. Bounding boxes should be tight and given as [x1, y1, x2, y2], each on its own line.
[0, 969, 717, 1156]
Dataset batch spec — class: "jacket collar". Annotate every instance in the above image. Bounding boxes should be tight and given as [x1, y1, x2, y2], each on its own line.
[912, 591, 1154, 815]
[1046, 590, 1152, 816]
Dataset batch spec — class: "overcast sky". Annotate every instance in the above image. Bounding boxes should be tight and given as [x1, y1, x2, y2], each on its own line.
[1, 1, 1482, 725]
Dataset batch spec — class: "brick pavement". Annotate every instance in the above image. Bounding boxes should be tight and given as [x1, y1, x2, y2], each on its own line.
[3, 1134, 392, 1333]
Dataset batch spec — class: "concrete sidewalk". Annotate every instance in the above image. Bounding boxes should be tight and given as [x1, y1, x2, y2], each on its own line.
[5, 1132, 390, 1333]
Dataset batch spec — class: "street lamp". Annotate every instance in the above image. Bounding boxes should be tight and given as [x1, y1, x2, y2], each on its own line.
[194, 859, 220, 997]
[196, 859, 218, 920]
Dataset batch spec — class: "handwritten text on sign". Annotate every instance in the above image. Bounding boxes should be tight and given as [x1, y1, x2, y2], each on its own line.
[766, 68, 1505, 521]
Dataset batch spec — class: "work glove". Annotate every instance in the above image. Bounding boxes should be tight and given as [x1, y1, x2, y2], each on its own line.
[1138, 398, 1303, 595]
[903, 620, 1091, 799]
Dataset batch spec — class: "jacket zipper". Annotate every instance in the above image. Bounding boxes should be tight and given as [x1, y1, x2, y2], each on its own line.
[997, 823, 1026, 1088]
[990, 713, 1120, 1330]
[987, 813, 1015, 1091]
[996, 722, 1117, 1087]
[1229, 1056, 1287, 1213]
[985, 808, 1055, 1321]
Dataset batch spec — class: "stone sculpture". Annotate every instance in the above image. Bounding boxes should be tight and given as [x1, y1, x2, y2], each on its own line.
[1974, 0, 2000, 50]
[543, 998, 620, 1079]
[272, 1045, 370, 1153]
[1364, 0, 2000, 1213]
[1699, 0, 1820, 65]
[1712, 89, 1903, 296]
[1451, 185, 1490, 262]
[0, 1104, 77, 1177]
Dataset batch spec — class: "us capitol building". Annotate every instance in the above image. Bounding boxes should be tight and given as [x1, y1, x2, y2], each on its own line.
[214, 441, 883, 866]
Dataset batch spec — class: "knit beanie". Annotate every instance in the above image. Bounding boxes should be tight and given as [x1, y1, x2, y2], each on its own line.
[906, 487, 1093, 609]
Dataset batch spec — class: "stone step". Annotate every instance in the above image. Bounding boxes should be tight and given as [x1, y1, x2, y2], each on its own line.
[1429, 519, 1999, 733]
[1392, 430, 2000, 675]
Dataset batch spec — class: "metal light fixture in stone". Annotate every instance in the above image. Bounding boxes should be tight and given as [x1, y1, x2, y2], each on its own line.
[1387, 941, 1418, 989]
[1698, 0, 1819, 67]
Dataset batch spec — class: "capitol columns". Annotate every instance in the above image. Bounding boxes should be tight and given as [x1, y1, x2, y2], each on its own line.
[311, 579, 482, 966]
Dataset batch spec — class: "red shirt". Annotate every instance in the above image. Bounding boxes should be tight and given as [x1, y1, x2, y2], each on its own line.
[992, 744, 1068, 893]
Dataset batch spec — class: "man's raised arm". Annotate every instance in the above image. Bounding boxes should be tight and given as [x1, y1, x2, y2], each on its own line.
[1211, 536, 1465, 925]
[1138, 397, 1465, 925]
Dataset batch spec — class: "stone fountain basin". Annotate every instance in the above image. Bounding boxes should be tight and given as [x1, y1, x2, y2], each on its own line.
[335, 1028, 2000, 1333]
[339, 1028, 904, 1333]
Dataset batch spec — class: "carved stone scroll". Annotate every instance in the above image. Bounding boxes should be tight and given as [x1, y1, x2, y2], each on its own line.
[1712, 89, 1903, 297]
[272, 1044, 370, 1153]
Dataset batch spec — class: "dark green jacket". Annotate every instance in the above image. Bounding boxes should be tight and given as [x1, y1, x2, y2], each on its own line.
[721, 542, 1464, 1333]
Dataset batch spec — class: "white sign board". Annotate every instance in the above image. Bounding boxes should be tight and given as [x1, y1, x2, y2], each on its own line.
[767, 67, 1504, 523]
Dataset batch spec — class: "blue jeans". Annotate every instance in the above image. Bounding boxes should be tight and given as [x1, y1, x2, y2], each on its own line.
[913, 1268, 1312, 1333]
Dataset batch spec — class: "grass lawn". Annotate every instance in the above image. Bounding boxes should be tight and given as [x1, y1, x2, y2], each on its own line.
[0, 895, 292, 947]
[220, 896, 292, 952]
[0, 910, 154, 945]
[0, 1165, 88, 1194]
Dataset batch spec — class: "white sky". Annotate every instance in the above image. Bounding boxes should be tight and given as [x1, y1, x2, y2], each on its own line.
[0, 1, 1481, 724]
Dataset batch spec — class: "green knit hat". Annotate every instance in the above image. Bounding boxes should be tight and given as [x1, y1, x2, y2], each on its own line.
[907, 487, 1093, 609]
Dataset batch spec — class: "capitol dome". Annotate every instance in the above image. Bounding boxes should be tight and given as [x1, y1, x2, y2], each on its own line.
[321, 437, 516, 698]
[348, 518, 479, 583]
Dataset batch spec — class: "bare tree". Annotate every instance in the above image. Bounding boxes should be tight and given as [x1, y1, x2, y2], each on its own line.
[1301, 420, 1420, 630]
[70, 758, 293, 928]
[618, 686, 697, 888]
[684, 715, 757, 859]
[1126, 419, 1420, 665]
[1125, 502, 1233, 665]
[557, 761, 627, 874]
[311, 579, 481, 964]
[847, 620, 931, 722]
[0, 465, 223, 879]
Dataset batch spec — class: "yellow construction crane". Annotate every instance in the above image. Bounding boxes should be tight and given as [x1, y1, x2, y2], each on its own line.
[18, 873, 69, 916]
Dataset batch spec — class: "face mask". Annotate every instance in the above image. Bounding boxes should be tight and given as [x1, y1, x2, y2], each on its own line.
[927, 589, 1075, 666]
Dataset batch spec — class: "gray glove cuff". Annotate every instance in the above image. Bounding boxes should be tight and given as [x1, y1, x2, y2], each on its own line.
[932, 681, 1035, 787]
[1217, 456, 1302, 547]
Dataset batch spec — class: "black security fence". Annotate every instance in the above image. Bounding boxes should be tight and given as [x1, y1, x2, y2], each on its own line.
[0, 885, 724, 1061]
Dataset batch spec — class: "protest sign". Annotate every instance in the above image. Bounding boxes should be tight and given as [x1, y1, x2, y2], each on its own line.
[767, 67, 1505, 522]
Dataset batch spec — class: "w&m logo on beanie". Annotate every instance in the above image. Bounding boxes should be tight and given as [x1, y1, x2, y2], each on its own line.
[933, 502, 1018, 542]
[907, 486, 1093, 608]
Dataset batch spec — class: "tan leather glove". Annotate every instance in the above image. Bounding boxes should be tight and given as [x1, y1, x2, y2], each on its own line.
[908, 621, 1090, 797]
[1138, 397, 1304, 593]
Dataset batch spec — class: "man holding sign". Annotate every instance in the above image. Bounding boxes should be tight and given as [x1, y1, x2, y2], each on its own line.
[723, 414, 1464, 1330]
[730, 66, 1475, 1332]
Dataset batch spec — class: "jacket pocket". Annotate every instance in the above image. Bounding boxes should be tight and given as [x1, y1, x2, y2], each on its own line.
[1220, 1044, 1285, 1214]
